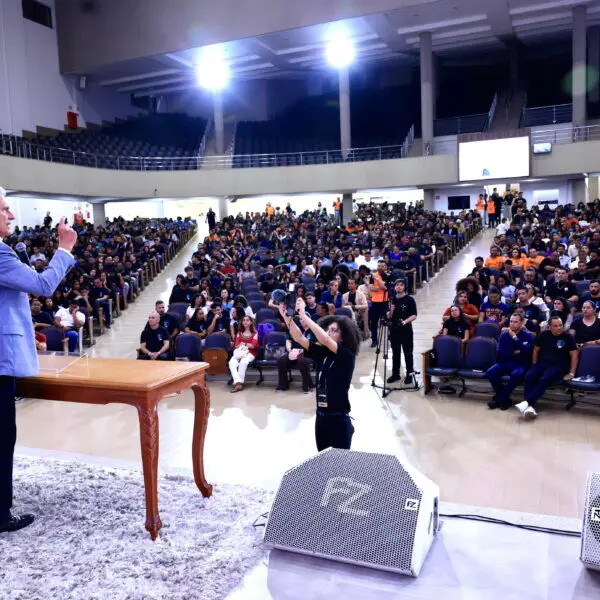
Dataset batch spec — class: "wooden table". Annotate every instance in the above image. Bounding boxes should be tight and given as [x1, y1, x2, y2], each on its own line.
[16, 355, 212, 540]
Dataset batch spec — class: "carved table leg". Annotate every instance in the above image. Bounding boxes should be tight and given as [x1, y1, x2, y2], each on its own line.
[137, 402, 162, 540]
[192, 382, 213, 497]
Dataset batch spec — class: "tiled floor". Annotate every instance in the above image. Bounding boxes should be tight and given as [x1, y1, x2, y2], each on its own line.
[15, 228, 600, 521]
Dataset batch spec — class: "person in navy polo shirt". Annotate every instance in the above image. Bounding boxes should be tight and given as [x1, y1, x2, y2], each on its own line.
[486, 314, 533, 410]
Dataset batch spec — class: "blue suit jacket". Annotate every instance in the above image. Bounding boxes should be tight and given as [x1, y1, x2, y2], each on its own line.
[0, 242, 75, 377]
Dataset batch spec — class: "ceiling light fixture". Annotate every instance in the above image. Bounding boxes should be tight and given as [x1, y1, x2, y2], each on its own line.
[325, 34, 356, 69]
[195, 46, 230, 91]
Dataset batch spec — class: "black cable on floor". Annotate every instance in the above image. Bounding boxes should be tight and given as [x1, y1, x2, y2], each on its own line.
[254, 513, 581, 538]
[253, 512, 269, 528]
[440, 513, 581, 537]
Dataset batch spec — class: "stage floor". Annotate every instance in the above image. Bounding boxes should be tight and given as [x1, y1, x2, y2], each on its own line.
[227, 505, 600, 600]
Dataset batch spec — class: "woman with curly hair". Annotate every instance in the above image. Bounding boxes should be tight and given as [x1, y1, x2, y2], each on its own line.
[279, 297, 361, 451]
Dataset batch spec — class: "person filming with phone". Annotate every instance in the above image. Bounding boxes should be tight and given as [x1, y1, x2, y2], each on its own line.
[279, 297, 360, 451]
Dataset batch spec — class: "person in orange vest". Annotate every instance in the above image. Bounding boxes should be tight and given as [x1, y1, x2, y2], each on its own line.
[486, 197, 496, 229]
[476, 194, 486, 226]
[266, 203, 275, 220]
[334, 198, 342, 226]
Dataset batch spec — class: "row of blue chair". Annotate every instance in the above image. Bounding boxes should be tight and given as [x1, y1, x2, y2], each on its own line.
[423, 335, 600, 407]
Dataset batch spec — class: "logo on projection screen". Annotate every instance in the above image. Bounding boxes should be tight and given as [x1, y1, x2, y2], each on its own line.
[482, 168, 490, 177]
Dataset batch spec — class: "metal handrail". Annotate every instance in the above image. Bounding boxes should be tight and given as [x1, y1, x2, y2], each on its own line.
[521, 103, 572, 126]
[0, 135, 414, 171]
[530, 123, 600, 145]
[198, 118, 213, 158]
[486, 92, 498, 131]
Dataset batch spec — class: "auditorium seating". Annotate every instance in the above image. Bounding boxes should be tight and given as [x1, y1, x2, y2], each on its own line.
[32, 114, 207, 170]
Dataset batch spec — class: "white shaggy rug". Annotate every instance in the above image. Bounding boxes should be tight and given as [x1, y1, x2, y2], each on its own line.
[0, 456, 273, 600]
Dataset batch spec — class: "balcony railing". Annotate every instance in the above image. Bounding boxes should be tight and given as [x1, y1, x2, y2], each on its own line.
[0, 134, 415, 172]
[530, 123, 600, 145]
[520, 103, 572, 128]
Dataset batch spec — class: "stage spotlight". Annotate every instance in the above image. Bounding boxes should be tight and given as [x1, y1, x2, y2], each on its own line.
[195, 47, 229, 91]
[325, 35, 355, 69]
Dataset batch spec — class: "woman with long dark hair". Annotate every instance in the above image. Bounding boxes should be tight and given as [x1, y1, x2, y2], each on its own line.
[279, 297, 361, 451]
[229, 315, 259, 393]
[544, 296, 573, 330]
[442, 305, 470, 343]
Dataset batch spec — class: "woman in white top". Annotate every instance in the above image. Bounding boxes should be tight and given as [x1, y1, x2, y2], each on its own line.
[186, 294, 208, 321]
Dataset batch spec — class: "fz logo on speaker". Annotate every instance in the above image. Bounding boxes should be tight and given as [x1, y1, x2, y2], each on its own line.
[591, 507, 600, 523]
[320, 477, 372, 517]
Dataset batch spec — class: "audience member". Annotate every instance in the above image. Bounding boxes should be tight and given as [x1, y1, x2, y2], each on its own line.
[229, 316, 259, 393]
[54, 299, 85, 353]
[516, 317, 578, 419]
[570, 300, 600, 346]
[138, 311, 171, 360]
[486, 314, 533, 410]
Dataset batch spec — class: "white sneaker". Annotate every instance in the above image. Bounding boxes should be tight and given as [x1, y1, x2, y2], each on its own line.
[523, 406, 538, 420]
[514, 400, 529, 415]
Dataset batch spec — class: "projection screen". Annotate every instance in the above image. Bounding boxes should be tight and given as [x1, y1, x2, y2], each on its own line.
[459, 136, 530, 181]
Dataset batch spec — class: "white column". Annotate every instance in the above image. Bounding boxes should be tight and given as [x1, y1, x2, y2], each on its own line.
[420, 32, 434, 154]
[213, 91, 225, 155]
[92, 202, 106, 225]
[589, 27, 600, 104]
[573, 5, 588, 126]
[587, 175, 599, 202]
[218, 197, 228, 221]
[423, 189, 434, 210]
[569, 178, 587, 206]
[342, 192, 353, 225]
[339, 67, 352, 156]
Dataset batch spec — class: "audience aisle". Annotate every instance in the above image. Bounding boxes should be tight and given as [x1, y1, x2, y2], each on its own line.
[86, 231, 203, 359]
[15, 229, 600, 520]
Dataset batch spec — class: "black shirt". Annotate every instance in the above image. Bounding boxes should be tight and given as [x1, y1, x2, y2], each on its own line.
[546, 281, 577, 300]
[186, 318, 208, 336]
[207, 311, 230, 333]
[140, 326, 170, 353]
[89, 286, 110, 303]
[571, 317, 600, 344]
[444, 318, 469, 339]
[160, 313, 180, 336]
[517, 302, 542, 324]
[471, 267, 492, 290]
[534, 330, 577, 371]
[169, 286, 193, 304]
[305, 342, 354, 414]
[32, 311, 54, 330]
[390, 294, 417, 332]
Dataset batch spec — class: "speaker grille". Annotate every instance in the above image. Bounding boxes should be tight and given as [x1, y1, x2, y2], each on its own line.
[264, 449, 424, 573]
[582, 472, 600, 567]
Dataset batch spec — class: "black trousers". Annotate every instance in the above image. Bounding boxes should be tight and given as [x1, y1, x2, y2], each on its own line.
[0, 376, 16, 520]
[315, 413, 354, 451]
[369, 302, 387, 345]
[390, 329, 414, 376]
[137, 352, 171, 361]
[277, 354, 314, 390]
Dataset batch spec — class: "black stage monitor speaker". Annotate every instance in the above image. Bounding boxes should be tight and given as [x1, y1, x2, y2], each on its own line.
[581, 471, 600, 570]
[263, 448, 439, 577]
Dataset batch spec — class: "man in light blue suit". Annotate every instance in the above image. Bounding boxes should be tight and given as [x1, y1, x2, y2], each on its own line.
[0, 190, 77, 534]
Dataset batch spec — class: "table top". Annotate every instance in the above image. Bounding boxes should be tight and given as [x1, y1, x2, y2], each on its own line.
[22, 355, 208, 391]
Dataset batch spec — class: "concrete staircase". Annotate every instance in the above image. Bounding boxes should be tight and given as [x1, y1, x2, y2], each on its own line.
[489, 88, 527, 132]
[200, 121, 237, 168]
